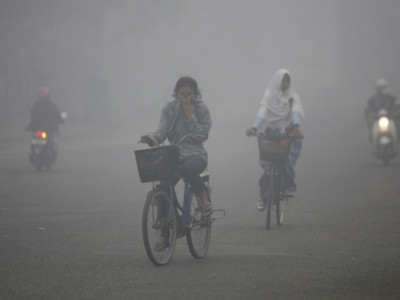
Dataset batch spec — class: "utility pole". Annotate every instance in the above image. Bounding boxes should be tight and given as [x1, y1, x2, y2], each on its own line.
[19, 47, 26, 116]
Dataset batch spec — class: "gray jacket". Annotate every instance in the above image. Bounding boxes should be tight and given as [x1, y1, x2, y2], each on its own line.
[151, 99, 212, 163]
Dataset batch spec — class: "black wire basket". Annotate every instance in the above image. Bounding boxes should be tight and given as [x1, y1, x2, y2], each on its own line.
[258, 137, 291, 161]
[134, 145, 180, 182]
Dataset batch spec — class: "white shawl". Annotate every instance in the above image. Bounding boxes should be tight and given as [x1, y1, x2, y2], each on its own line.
[257, 69, 305, 133]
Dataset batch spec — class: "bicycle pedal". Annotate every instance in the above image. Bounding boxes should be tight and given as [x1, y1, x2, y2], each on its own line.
[211, 209, 226, 219]
[281, 194, 294, 199]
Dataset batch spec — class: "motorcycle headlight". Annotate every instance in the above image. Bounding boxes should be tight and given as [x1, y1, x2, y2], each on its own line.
[378, 116, 389, 132]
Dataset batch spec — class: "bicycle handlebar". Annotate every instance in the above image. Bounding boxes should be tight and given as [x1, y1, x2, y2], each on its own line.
[138, 134, 160, 147]
[139, 133, 198, 147]
[247, 130, 304, 140]
[248, 132, 297, 139]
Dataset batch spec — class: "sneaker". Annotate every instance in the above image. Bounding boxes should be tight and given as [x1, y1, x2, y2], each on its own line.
[257, 199, 266, 211]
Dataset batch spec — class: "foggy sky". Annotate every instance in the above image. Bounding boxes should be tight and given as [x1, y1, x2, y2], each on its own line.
[1, 0, 400, 124]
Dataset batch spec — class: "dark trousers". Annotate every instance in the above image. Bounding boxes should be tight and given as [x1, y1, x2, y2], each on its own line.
[169, 155, 207, 195]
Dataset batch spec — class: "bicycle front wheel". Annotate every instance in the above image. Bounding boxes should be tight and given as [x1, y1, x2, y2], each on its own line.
[142, 187, 177, 266]
[266, 165, 275, 230]
[275, 188, 284, 226]
[186, 192, 211, 259]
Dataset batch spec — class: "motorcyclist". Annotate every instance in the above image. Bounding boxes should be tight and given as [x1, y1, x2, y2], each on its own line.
[365, 79, 396, 123]
[27, 86, 64, 157]
[365, 79, 400, 140]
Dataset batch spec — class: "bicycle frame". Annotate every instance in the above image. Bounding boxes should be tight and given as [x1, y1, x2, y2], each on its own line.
[165, 179, 210, 239]
[269, 161, 284, 192]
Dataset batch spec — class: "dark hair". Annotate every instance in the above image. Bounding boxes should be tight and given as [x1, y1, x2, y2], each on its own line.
[173, 76, 202, 99]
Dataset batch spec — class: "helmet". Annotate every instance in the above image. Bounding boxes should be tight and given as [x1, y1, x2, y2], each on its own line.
[376, 78, 388, 89]
[378, 108, 388, 117]
[37, 86, 50, 98]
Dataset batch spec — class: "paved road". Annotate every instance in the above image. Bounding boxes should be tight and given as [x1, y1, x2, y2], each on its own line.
[1, 113, 399, 300]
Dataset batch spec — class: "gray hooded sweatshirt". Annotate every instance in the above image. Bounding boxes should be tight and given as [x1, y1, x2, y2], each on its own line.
[151, 99, 212, 164]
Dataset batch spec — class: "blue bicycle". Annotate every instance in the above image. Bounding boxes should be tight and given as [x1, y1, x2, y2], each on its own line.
[135, 144, 223, 266]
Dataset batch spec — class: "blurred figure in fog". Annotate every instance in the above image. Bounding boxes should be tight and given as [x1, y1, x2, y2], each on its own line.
[27, 86, 64, 157]
[140, 76, 212, 251]
[365, 79, 400, 140]
[246, 69, 304, 211]
[365, 79, 397, 126]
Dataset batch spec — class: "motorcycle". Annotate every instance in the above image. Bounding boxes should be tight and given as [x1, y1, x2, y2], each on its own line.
[371, 109, 398, 165]
[29, 130, 56, 171]
[28, 112, 67, 171]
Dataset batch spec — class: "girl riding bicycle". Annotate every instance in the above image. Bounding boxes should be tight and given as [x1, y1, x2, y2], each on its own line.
[141, 76, 212, 250]
[246, 69, 305, 211]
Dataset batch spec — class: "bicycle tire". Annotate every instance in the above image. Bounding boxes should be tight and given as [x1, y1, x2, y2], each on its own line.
[142, 187, 177, 266]
[186, 190, 211, 258]
[266, 165, 275, 229]
[275, 171, 284, 226]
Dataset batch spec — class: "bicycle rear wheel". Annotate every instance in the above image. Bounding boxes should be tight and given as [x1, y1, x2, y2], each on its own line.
[142, 187, 177, 266]
[186, 191, 211, 258]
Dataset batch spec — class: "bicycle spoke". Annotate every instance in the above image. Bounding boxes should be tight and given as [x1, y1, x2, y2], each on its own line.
[142, 187, 177, 266]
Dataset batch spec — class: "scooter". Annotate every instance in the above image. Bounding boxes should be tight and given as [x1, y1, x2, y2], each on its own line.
[371, 109, 398, 165]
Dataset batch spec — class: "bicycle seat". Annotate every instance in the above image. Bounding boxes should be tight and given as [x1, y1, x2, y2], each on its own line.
[200, 171, 210, 182]
[182, 171, 210, 184]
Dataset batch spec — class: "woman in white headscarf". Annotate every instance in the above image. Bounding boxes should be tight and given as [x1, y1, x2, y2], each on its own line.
[246, 69, 304, 211]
